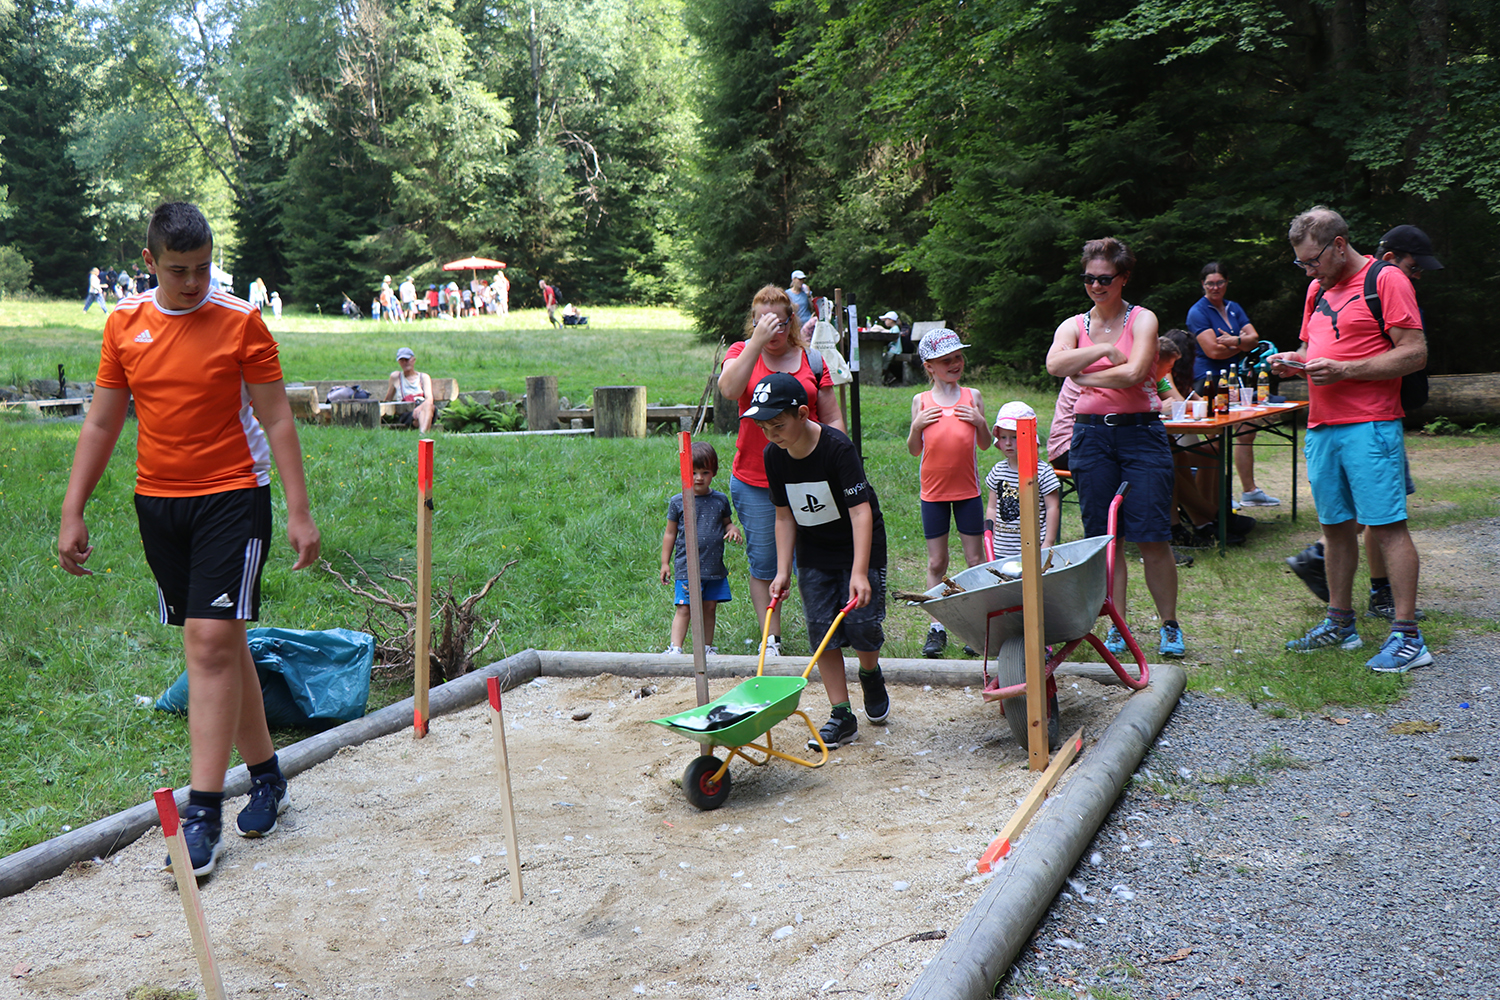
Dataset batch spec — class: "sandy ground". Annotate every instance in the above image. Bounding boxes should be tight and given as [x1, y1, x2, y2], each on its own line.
[2, 670, 1129, 999]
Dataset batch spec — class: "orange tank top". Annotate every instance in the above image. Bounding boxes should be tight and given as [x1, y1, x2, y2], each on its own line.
[917, 387, 981, 502]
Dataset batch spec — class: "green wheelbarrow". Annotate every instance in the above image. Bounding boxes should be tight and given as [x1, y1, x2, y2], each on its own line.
[651, 595, 858, 810]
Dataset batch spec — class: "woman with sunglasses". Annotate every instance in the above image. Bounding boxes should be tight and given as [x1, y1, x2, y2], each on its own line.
[720, 284, 845, 655]
[1045, 238, 1184, 659]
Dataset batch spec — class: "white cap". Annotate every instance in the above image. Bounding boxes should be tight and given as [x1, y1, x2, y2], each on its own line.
[879, 310, 899, 322]
[790, 269, 807, 280]
[994, 400, 1037, 431]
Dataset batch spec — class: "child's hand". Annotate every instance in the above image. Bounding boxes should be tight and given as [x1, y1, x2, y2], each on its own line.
[770, 573, 792, 602]
[660, 563, 672, 585]
[910, 406, 941, 432]
[847, 572, 871, 609]
[953, 402, 984, 428]
[725, 523, 743, 544]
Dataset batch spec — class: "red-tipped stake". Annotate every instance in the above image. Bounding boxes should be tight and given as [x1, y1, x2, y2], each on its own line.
[414, 438, 435, 737]
[487, 677, 524, 902]
[153, 789, 227, 1000]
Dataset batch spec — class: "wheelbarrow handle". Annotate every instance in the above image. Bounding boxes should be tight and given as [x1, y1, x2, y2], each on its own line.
[754, 593, 784, 677]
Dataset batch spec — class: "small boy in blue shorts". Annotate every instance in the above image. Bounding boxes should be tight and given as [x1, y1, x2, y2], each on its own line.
[660, 442, 741, 655]
[744, 372, 890, 748]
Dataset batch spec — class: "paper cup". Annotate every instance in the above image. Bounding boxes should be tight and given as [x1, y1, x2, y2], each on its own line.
[1190, 400, 1208, 420]
[1171, 401, 1187, 422]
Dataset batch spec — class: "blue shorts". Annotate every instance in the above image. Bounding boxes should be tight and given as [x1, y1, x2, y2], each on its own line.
[674, 578, 732, 605]
[920, 496, 984, 539]
[799, 564, 886, 653]
[1069, 421, 1173, 543]
[730, 476, 779, 581]
[1304, 420, 1408, 526]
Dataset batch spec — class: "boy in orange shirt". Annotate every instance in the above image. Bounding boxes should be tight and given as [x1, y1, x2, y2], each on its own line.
[58, 203, 320, 877]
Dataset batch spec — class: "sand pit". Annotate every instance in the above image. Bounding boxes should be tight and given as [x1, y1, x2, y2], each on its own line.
[2, 668, 1132, 998]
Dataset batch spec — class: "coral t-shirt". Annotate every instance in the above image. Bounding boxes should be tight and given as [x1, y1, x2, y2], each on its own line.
[1298, 257, 1422, 428]
[725, 342, 833, 488]
[95, 288, 284, 497]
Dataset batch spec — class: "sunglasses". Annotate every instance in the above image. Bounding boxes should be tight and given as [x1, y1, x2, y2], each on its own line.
[1079, 273, 1119, 287]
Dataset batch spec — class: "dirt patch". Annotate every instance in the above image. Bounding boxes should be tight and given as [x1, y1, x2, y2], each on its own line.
[2, 671, 1130, 999]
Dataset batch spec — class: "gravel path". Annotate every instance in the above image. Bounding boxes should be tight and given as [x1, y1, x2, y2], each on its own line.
[1004, 627, 1500, 999]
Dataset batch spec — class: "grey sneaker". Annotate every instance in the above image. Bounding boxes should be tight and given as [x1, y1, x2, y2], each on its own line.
[922, 627, 947, 658]
[1366, 630, 1434, 673]
[1365, 585, 1426, 621]
[704, 645, 719, 655]
[1241, 487, 1281, 506]
[807, 708, 859, 750]
[1286, 618, 1362, 653]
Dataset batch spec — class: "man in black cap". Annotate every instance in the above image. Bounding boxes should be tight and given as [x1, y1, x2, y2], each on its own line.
[1378, 225, 1445, 280]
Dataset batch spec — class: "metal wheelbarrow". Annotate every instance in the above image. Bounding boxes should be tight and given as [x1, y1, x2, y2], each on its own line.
[651, 596, 859, 810]
[916, 485, 1150, 749]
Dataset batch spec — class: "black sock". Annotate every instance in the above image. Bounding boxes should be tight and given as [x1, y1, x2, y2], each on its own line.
[1164, 619, 1179, 630]
[1369, 577, 1389, 592]
[247, 753, 282, 781]
[187, 789, 225, 814]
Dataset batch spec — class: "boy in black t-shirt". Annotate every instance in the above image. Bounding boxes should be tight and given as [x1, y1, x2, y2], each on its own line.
[744, 372, 890, 748]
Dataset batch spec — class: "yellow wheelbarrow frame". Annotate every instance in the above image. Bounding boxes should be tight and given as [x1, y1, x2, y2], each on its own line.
[651, 596, 857, 809]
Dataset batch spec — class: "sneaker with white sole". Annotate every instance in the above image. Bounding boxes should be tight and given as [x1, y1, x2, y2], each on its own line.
[164, 805, 223, 877]
[704, 645, 719, 655]
[663, 644, 684, 655]
[1286, 618, 1362, 653]
[858, 668, 889, 724]
[1365, 630, 1434, 673]
[764, 635, 783, 657]
[1159, 623, 1185, 658]
[237, 773, 289, 838]
[1241, 487, 1281, 507]
[807, 708, 859, 749]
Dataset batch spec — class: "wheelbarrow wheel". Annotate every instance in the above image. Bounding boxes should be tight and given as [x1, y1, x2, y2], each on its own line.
[683, 755, 732, 811]
[996, 637, 1060, 751]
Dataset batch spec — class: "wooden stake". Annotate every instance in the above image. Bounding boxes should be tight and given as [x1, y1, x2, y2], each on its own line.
[414, 438, 434, 738]
[152, 789, 227, 1000]
[1016, 415, 1048, 770]
[976, 728, 1084, 873]
[486, 677, 524, 902]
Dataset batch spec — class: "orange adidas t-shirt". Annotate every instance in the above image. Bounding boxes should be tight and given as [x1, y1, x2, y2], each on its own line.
[96, 288, 285, 497]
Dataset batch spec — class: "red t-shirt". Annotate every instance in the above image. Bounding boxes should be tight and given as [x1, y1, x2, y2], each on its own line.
[96, 289, 284, 497]
[725, 341, 834, 488]
[1298, 257, 1422, 428]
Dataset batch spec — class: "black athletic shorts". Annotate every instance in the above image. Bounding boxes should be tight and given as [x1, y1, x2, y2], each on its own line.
[135, 485, 272, 626]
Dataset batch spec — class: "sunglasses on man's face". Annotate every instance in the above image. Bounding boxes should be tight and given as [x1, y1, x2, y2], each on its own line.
[1080, 273, 1118, 287]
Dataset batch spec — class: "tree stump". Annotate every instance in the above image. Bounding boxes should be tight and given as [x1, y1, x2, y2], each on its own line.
[594, 385, 647, 438]
[331, 399, 379, 429]
[526, 375, 559, 431]
[713, 382, 738, 435]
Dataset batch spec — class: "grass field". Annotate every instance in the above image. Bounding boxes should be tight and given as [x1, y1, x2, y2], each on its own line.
[3, 299, 1497, 856]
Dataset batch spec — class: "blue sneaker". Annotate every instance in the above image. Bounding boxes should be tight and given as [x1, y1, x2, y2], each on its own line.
[1365, 631, 1434, 673]
[1103, 625, 1127, 655]
[164, 805, 223, 877]
[237, 773, 290, 838]
[1159, 624, 1185, 658]
[1286, 618, 1362, 653]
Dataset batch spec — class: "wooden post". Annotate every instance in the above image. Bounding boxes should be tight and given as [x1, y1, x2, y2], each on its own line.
[153, 789, 227, 1000]
[594, 385, 647, 438]
[331, 398, 379, 429]
[414, 438, 434, 738]
[486, 677, 524, 902]
[1017, 415, 1048, 770]
[525, 375, 559, 430]
[712, 381, 737, 434]
[678, 433, 711, 725]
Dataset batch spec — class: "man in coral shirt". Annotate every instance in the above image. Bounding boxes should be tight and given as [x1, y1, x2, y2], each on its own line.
[1271, 206, 1429, 674]
[58, 203, 321, 878]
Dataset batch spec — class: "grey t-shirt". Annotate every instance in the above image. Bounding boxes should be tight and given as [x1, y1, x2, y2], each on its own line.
[667, 489, 733, 580]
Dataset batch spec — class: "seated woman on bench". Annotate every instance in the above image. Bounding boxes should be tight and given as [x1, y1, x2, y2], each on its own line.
[385, 347, 435, 432]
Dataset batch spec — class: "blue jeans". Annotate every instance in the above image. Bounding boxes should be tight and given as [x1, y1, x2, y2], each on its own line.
[730, 476, 780, 581]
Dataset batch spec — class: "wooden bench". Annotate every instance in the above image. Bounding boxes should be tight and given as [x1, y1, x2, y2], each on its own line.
[553, 404, 713, 433]
[0, 397, 90, 418]
[285, 378, 460, 425]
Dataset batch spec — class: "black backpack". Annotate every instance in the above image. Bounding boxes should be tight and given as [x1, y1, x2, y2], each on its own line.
[1312, 260, 1428, 411]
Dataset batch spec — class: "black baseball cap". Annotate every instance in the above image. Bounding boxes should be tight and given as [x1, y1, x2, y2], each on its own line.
[740, 372, 807, 421]
[1378, 225, 1444, 271]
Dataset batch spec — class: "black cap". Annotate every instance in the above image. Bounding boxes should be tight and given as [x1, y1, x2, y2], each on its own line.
[740, 372, 807, 421]
[1378, 225, 1444, 271]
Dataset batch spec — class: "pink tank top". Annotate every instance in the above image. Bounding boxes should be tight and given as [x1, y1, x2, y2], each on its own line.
[917, 387, 981, 501]
[1072, 307, 1158, 415]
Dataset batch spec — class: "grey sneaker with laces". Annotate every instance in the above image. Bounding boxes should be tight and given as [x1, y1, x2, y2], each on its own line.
[807, 708, 858, 750]
[1286, 617, 1361, 653]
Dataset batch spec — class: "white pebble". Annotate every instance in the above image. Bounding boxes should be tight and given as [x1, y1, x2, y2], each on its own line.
[784, 816, 800, 824]
[893, 881, 911, 892]
[468, 855, 483, 865]
[821, 979, 838, 992]
[1111, 884, 1136, 901]
[795, 913, 804, 924]
[633, 986, 646, 995]
[1055, 937, 1087, 951]
[633, 927, 642, 934]
[462, 928, 476, 944]
[732, 871, 745, 879]
[679, 862, 690, 869]
[772, 925, 795, 940]
[254, 862, 269, 870]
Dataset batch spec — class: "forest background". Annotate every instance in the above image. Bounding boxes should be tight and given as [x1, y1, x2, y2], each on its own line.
[2, 0, 1499, 378]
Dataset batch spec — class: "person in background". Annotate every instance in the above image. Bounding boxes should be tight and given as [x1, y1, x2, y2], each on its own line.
[985, 401, 1061, 561]
[905, 328, 992, 657]
[718, 284, 844, 657]
[787, 269, 815, 327]
[1274, 206, 1429, 672]
[659, 442, 741, 655]
[399, 276, 418, 322]
[1187, 261, 1278, 508]
[249, 277, 268, 313]
[83, 267, 110, 313]
[384, 347, 435, 432]
[1046, 236, 1184, 659]
[540, 278, 559, 327]
[269, 290, 282, 319]
[493, 269, 510, 317]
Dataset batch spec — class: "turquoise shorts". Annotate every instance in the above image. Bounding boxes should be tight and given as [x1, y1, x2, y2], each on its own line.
[1304, 420, 1408, 526]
